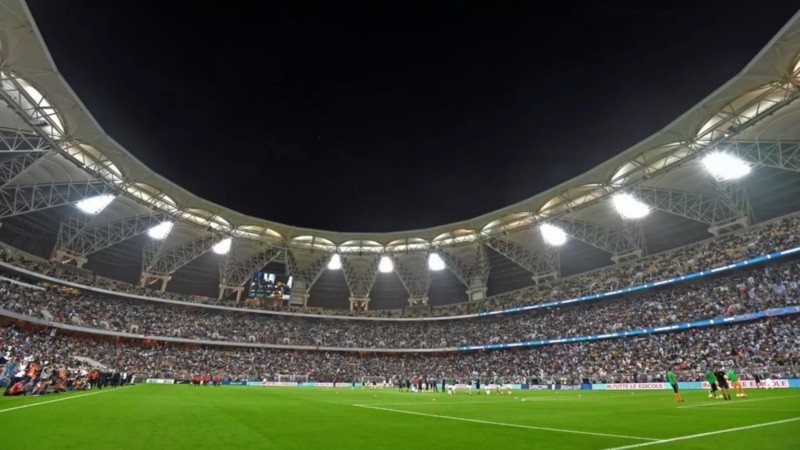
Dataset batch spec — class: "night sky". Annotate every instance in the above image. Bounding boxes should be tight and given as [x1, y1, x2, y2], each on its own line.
[24, 2, 800, 232]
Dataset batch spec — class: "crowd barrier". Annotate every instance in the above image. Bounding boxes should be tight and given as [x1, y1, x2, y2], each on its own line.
[209, 379, 800, 389]
[461, 306, 800, 351]
[592, 379, 798, 389]
[481, 245, 800, 317]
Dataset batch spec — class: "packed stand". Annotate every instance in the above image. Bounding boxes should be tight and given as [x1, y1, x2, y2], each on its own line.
[1, 215, 799, 318]
[1, 315, 797, 386]
[1, 254, 798, 349]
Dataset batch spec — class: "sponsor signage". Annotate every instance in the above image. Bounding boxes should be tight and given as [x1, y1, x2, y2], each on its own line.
[604, 383, 665, 390]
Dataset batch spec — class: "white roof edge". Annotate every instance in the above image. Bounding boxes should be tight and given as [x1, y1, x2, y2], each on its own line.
[5, 1, 800, 243]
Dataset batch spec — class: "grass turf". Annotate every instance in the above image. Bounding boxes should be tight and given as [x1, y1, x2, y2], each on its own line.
[1, 384, 799, 449]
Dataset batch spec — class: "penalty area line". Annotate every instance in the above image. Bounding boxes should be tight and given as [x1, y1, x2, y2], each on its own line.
[352, 403, 658, 442]
[0, 386, 130, 414]
[359, 392, 667, 407]
[603, 417, 800, 449]
[677, 395, 797, 409]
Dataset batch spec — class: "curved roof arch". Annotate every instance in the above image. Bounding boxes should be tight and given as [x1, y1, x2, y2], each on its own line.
[0, 1, 798, 250]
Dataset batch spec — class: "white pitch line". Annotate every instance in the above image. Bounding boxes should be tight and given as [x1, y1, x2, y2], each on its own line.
[0, 386, 129, 414]
[677, 395, 798, 409]
[352, 403, 658, 442]
[603, 417, 800, 450]
[358, 392, 666, 407]
[690, 407, 799, 412]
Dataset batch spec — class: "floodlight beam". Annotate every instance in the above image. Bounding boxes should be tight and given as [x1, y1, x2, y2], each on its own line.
[75, 194, 114, 215]
[327, 253, 342, 270]
[427, 253, 446, 271]
[212, 237, 232, 255]
[540, 223, 567, 246]
[701, 152, 751, 181]
[147, 221, 174, 240]
[378, 256, 394, 273]
[612, 193, 650, 219]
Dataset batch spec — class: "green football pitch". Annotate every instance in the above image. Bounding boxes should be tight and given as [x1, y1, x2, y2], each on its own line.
[1, 384, 798, 449]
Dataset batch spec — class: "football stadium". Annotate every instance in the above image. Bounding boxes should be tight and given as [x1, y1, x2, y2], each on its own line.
[2, 2, 800, 449]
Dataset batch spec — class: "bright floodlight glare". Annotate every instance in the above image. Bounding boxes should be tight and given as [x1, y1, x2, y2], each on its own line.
[212, 237, 232, 255]
[540, 223, 567, 246]
[428, 253, 446, 271]
[378, 256, 394, 273]
[75, 194, 114, 215]
[612, 193, 650, 219]
[701, 152, 751, 181]
[147, 221, 174, 240]
[327, 253, 342, 270]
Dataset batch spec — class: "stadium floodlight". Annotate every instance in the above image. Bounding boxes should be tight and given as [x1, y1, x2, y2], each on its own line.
[701, 152, 751, 181]
[540, 223, 567, 246]
[612, 193, 650, 219]
[378, 255, 394, 273]
[327, 253, 342, 270]
[147, 221, 174, 240]
[75, 194, 114, 215]
[428, 253, 446, 271]
[212, 237, 232, 255]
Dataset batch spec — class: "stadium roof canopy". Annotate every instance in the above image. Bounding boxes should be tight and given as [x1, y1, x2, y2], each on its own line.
[0, 1, 800, 309]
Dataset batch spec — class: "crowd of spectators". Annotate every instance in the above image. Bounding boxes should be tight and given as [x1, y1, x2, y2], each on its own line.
[479, 214, 800, 313]
[1, 216, 799, 319]
[0, 328, 100, 396]
[2, 255, 797, 349]
[1, 214, 797, 396]
[2, 315, 797, 386]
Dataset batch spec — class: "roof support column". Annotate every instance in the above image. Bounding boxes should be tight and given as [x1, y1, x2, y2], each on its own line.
[218, 284, 244, 302]
[139, 273, 171, 292]
[611, 219, 645, 264]
[707, 181, 752, 236]
[286, 251, 332, 307]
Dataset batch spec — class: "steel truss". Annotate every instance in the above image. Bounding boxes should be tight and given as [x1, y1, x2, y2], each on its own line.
[0, 129, 50, 153]
[726, 140, 800, 173]
[482, 82, 800, 240]
[630, 185, 749, 226]
[0, 131, 51, 187]
[55, 212, 166, 258]
[142, 232, 224, 276]
[552, 217, 644, 257]
[484, 236, 560, 280]
[220, 242, 283, 287]
[0, 182, 115, 219]
[391, 254, 431, 299]
[285, 251, 331, 291]
[438, 243, 490, 288]
[0, 151, 46, 188]
[0, 73, 227, 235]
[340, 255, 380, 299]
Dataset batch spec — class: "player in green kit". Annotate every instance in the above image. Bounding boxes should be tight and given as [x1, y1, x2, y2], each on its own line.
[727, 368, 747, 398]
[667, 369, 683, 403]
[706, 369, 719, 398]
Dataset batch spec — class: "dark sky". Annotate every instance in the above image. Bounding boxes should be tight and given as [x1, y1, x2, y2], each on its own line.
[24, 2, 800, 232]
